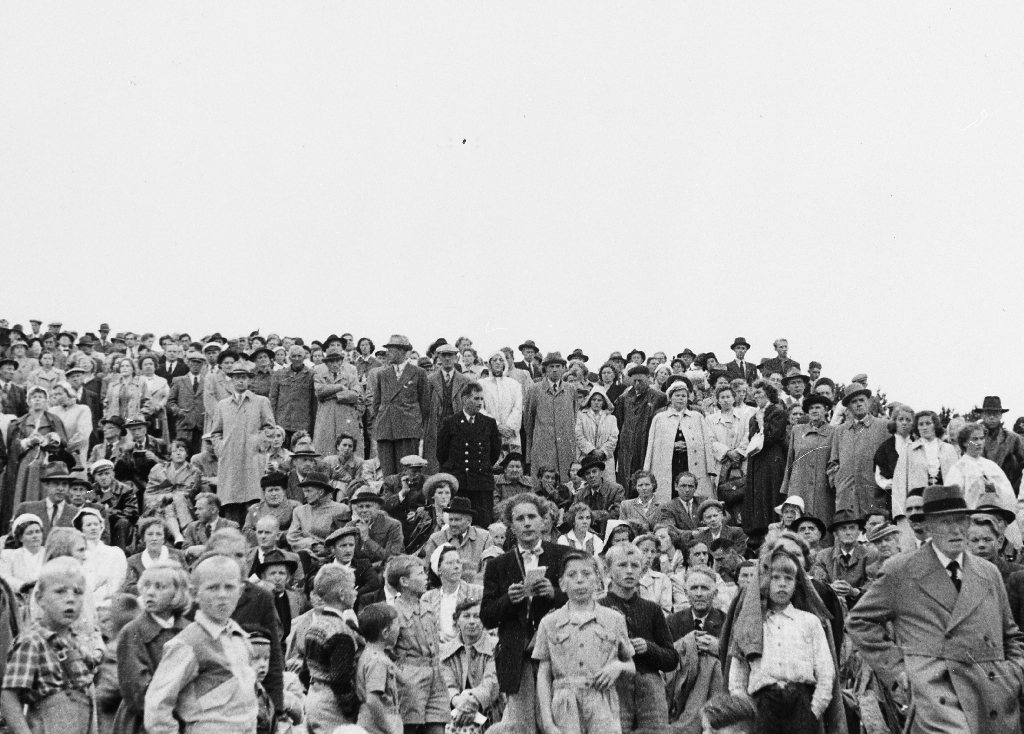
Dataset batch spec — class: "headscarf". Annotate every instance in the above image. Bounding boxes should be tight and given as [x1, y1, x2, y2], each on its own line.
[581, 385, 611, 412]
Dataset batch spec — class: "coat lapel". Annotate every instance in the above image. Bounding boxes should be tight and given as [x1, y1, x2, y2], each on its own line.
[915, 545, 958, 613]
[947, 555, 987, 630]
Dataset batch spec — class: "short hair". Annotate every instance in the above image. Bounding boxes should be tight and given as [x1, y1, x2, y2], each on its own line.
[138, 562, 192, 614]
[453, 598, 481, 626]
[385, 555, 421, 590]
[195, 492, 221, 510]
[655, 524, 686, 551]
[358, 602, 398, 642]
[730, 377, 748, 390]
[751, 379, 779, 404]
[605, 543, 642, 568]
[335, 433, 356, 449]
[772, 338, 788, 349]
[958, 422, 985, 450]
[313, 564, 356, 600]
[137, 516, 173, 544]
[169, 439, 189, 453]
[685, 566, 717, 587]
[673, 471, 697, 489]
[108, 593, 142, 635]
[970, 516, 1001, 538]
[255, 515, 281, 532]
[702, 693, 757, 733]
[139, 355, 158, 369]
[563, 502, 592, 527]
[629, 470, 658, 492]
[500, 493, 548, 529]
[43, 527, 86, 563]
[914, 410, 945, 438]
[887, 403, 916, 434]
[772, 531, 813, 570]
[717, 552, 743, 583]
[35, 557, 86, 596]
[559, 550, 600, 579]
[207, 528, 247, 556]
[714, 385, 735, 403]
[709, 537, 731, 554]
[460, 382, 483, 399]
[633, 533, 658, 551]
[289, 431, 312, 450]
[192, 556, 241, 588]
[535, 465, 558, 479]
[808, 361, 821, 370]
[684, 539, 711, 567]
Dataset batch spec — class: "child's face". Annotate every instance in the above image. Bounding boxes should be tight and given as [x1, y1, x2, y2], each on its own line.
[636, 540, 656, 571]
[768, 558, 798, 609]
[402, 565, 428, 597]
[37, 574, 85, 630]
[196, 567, 242, 624]
[381, 618, 401, 649]
[489, 525, 506, 547]
[737, 566, 757, 589]
[141, 576, 178, 616]
[251, 644, 271, 681]
[574, 510, 591, 534]
[561, 558, 598, 602]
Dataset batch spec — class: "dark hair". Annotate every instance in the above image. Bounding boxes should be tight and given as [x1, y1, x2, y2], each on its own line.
[535, 465, 558, 480]
[357, 337, 375, 353]
[629, 470, 658, 493]
[137, 516, 173, 544]
[500, 493, 548, 529]
[655, 523, 686, 551]
[385, 555, 420, 590]
[357, 602, 398, 642]
[195, 492, 221, 510]
[13, 518, 43, 542]
[913, 410, 945, 438]
[563, 502, 592, 528]
[139, 355, 158, 369]
[289, 431, 312, 450]
[453, 598, 481, 625]
[169, 439, 189, 454]
[717, 552, 743, 583]
[684, 539, 712, 568]
[559, 550, 599, 578]
[752, 379, 779, 404]
[335, 433, 356, 449]
[709, 537, 731, 554]
[461, 381, 483, 399]
[701, 694, 757, 733]
[957, 422, 985, 450]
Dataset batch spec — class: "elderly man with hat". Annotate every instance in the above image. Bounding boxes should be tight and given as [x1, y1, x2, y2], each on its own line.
[523, 352, 578, 482]
[380, 454, 430, 528]
[811, 508, 872, 605]
[367, 334, 430, 477]
[723, 338, 759, 383]
[210, 360, 276, 526]
[311, 346, 361, 460]
[423, 342, 470, 473]
[115, 415, 169, 503]
[850, 484, 1024, 734]
[420, 494, 494, 584]
[515, 340, 543, 381]
[166, 350, 208, 457]
[285, 446, 324, 503]
[252, 548, 307, 639]
[863, 522, 903, 584]
[13, 462, 79, 539]
[978, 396, 1024, 493]
[827, 383, 891, 518]
[347, 484, 405, 565]
[612, 364, 668, 490]
[574, 454, 625, 537]
[781, 367, 810, 407]
[89, 458, 138, 549]
[438, 382, 503, 526]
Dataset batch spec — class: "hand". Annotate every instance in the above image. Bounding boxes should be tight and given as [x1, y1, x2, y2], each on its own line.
[144, 451, 158, 463]
[592, 661, 626, 691]
[530, 578, 555, 599]
[507, 582, 527, 604]
[831, 579, 853, 597]
[453, 707, 477, 727]
[352, 518, 370, 541]
[726, 449, 743, 462]
[695, 633, 718, 656]
[630, 637, 648, 655]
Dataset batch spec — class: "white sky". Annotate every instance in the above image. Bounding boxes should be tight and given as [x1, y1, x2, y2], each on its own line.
[2, 3, 1022, 416]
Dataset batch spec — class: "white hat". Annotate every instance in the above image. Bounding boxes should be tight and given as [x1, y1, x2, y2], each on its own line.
[399, 455, 429, 468]
[774, 496, 805, 516]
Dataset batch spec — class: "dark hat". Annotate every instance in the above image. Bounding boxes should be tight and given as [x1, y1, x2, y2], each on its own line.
[100, 416, 128, 435]
[518, 339, 540, 352]
[662, 375, 694, 395]
[99, 323, 111, 331]
[696, 499, 726, 520]
[676, 349, 697, 358]
[626, 349, 647, 362]
[57, 331, 75, 343]
[417, 357, 433, 369]
[77, 335, 94, 346]
[841, 386, 872, 407]
[972, 493, 1017, 525]
[578, 455, 606, 475]
[921, 484, 972, 517]
[789, 515, 827, 537]
[980, 396, 1010, 414]
[290, 448, 322, 459]
[446, 496, 475, 518]
[607, 351, 625, 363]
[427, 338, 450, 355]
[208, 332, 226, 343]
[216, 349, 242, 365]
[349, 486, 385, 505]
[123, 416, 148, 429]
[865, 523, 901, 544]
[802, 394, 833, 412]
[39, 462, 74, 482]
[323, 334, 344, 347]
[256, 549, 299, 575]
[627, 364, 651, 376]
[828, 508, 865, 531]
[730, 338, 751, 350]
[249, 347, 275, 362]
[541, 351, 567, 367]
[64, 365, 86, 376]
[324, 526, 361, 548]
[297, 471, 334, 494]
[782, 368, 811, 386]
[567, 349, 589, 363]
[226, 361, 255, 376]
[323, 347, 345, 362]
[383, 334, 413, 350]
[501, 452, 526, 468]
[29, 319, 41, 325]
[260, 472, 289, 489]
[0, 358, 17, 370]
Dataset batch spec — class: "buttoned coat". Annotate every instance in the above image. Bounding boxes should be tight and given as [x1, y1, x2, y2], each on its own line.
[781, 421, 836, 528]
[614, 387, 668, 490]
[202, 368, 233, 432]
[849, 544, 1024, 734]
[167, 373, 206, 432]
[312, 363, 362, 457]
[211, 391, 275, 506]
[891, 439, 960, 518]
[0, 382, 27, 417]
[524, 379, 578, 481]
[618, 497, 663, 533]
[811, 544, 873, 593]
[369, 362, 430, 441]
[575, 408, 619, 482]
[437, 412, 502, 494]
[644, 409, 717, 503]
[270, 365, 316, 434]
[828, 414, 890, 517]
[722, 360, 759, 384]
[423, 368, 471, 474]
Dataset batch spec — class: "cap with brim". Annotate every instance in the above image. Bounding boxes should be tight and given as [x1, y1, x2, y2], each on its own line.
[789, 515, 827, 537]
[627, 364, 651, 377]
[921, 484, 973, 516]
[435, 344, 459, 356]
[865, 523, 901, 544]
[774, 496, 805, 516]
[64, 366, 86, 376]
[256, 550, 299, 574]
[518, 340, 539, 352]
[323, 347, 345, 362]
[184, 351, 204, 362]
[841, 387, 872, 407]
[400, 455, 429, 468]
[123, 417, 148, 429]
[100, 417, 128, 435]
[851, 374, 869, 385]
[324, 526, 361, 547]
[350, 488, 385, 506]
[696, 499, 725, 520]
[90, 459, 115, 475]
[227, 361, 254, 376]
[72, 507, 105, 531]
[290, 449, 322, 459]
[828, 508, 865, 531]
[802, 394, 833, 412]
[203, 342, 223, 353]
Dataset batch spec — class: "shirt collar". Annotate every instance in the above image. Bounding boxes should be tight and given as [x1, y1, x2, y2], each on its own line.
[151, 613, 176, 629]
[194, 610, 241, 640]
[767, 603, 796, 620]
[518, 542, 543, 555]
[931, 543, 964, 570]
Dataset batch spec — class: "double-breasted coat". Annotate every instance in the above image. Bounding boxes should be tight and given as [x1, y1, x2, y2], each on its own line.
[613, 387, 668, 490]
[202, 368, 233, 432]
[437, 412, 502, 494]
[368, 362, 430, 440]
[524, 379, 578, 481]
[781, 421, 836, 528]
[210, 391, 275, 506]
[849, 543, 1024, 734]
[1, 411, 70, 532]
[270, 365, 317, 435]
[166, 373, 206, 433]
[423, 368, 471, 474]
[312, 363, 362, 457]
[644, 408, 717, 503]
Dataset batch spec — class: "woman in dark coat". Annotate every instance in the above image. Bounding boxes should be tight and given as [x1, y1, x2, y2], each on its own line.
[742, 380, 789, 539]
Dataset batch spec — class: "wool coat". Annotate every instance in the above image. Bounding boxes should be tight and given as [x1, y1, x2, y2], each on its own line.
[111, 612, 189, 734]
[613, 387, 668, 490]
[368, 362, 430, 440]
[312, 363, 362, 457]
[828, 414, 890, 517]
[423, 368, 470, 474]
[1, 410, 70, 532]
[202, 368, 233, 432]
[575, 408, 619, 483]
[524, 379, 578, 481]
[270, 365, 317, 434]
[166, 373, 206, 432]
[849, 543, 1024, 734]
[890, 438, 960, 518]
[644, 409, 716, 503]
[210, 391, 275, 506]
[104, 376, 148, 420]
[781, 421, 836, 528]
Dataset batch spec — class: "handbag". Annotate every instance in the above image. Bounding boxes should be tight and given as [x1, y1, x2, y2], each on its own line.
[717, 458, 746, 507]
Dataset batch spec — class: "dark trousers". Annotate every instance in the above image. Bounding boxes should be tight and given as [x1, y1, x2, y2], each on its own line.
[461, 490, 494, 528]
[177, 427, 203, 458]
[221, 502, 251, 527]
[376, 438, 419, 478]
[753, 683, 820, 734]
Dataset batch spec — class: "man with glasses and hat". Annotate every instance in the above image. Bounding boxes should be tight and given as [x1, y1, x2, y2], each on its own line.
[367, 334, 430, 478]
[850, 484, 1024, 734]
[979, 395, 1024, 493]
[724, 338, 759, 383]
[811, 508, 871, 606]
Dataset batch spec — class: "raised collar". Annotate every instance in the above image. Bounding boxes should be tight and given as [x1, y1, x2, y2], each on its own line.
[194, 609, 244, 641]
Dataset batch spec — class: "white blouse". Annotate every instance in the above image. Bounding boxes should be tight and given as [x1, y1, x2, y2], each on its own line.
[0, 546, 45, 592]
[82, 542, 128, 608]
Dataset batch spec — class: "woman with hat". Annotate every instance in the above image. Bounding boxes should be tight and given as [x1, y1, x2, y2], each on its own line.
[49, 381, 93, 470]
[313, 346, 363, 459]
[0, 513, 46, 593]
[644, 381, 716, 504]
[422, 544, 483, 646]
[75, 505, 127, 608]
[322, 525, 383, 603]
[575, 386, 619, 484]
[768, 496, 805, 535]
[136, 353, 171, 438]
[285, 471, 351, 553]
[242, 471, 301, 546]
[2, 385, 69, 531]
[780, 394, 836, 529]
[891, 410, 959, 520]
[742, 380, 790, 538]
[946, 422, 1017, 510]
[104, 357, 149, 420]
[7, 341, 38, 386]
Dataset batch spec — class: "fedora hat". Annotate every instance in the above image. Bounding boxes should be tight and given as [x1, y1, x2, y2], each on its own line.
[567, 349, 589, 363]
[446, 496, 476, 518]
[865, 523, 901, 544]
[39, 462, 74, 483]
[578, 455, 606, 475]
[973, 492, 1017, 525]
[350, 486, 385, 506]
[0, 358, 17, 370]
[383, 335, 413, 350]
[841, 386, 872, 407]
[249, 347, 275, 362]
[828, 508, 865, 531]
[790, 514, 827, 537]
[100, 416, 128, 435]
[256, 549, 299, 575]
[518, 339, 540, 353]
[730, 338, 751, 350]
[921, 484, 972, 516]
[802, 394, 833, 412]
[626, 349, 646, 362]
[123, 416, 148, 429]
[541, 351, 567, 367]
[676, 348, 696, 359]
[607, 351, 625, 363]
[782, 368, 811, 386]
[297, 472, 334, 494]
[290, 448, 322, 459]
[323, 346, 346, 362]
[980, 396, 1010, 414]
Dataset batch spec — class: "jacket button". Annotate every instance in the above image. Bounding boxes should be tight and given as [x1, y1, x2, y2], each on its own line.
[989, 672, 997, 680]
[991, 711, 999, 719]
[939, 697, 946, 705]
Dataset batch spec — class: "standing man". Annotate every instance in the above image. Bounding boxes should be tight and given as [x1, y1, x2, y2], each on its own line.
[723, 338, 759, 383]
[828, 385, 890, 517]
[270, 345, 317, 447]
[248, 347, 275, 398]
[211, 361, 276, 526]
[368, 335, 430, 477]
[758, 338, 800, 378]
[0, 358, 28, 417]
[979, 396, 1024, 493]
[515, 340, 543, 382]
[438, 383, 502, 526]
[156, 343, 189, 385]
[424, 343, 469, 474]
[849, 484, 1024, 734]
[167, 351, 207, 457]
[65, 365, 102, 437]
[613, 365, 667, 491]
[523, 352, 578, 481]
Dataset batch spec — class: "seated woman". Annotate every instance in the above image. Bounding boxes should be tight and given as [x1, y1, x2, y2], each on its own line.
[322, 433, 364, 501]
[421, 545, 483, 647]
[440, 601, 502, 729]
[189, 432, 220, 493]
[243, 472, 301, 547]
[654, 523, 687, 576]
[534, 465, 572, 510]
[405, 473, 454, 555]
[556, 502, 604, 555]
[286, 472, 351, 553]
[26, 350, 65, 394]
[144, 439, 202, 545]
[74, 506, 128, 609]
[264, 425, 292, 474]
[619, 469, 663, 533]
[0, 514, 46, 595]
[634, 533, 672, 615]
[122, 517, 186, 595]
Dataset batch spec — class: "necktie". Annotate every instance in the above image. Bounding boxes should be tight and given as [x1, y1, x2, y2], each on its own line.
[694, 616, 704, 632]
[193, 377, 200, 395]
[49, 503, 58, 527]
[947, 560, 961, 592]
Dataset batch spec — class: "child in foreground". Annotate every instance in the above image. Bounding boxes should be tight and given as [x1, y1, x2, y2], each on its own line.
[144, 555, 257, 734]
[533, 550, 634, 734]
[0, 557, 99, 734]
[356, 602, 403, 734]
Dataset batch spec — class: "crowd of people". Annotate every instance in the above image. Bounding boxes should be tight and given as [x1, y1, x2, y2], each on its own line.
[0, 320, 1022, 734]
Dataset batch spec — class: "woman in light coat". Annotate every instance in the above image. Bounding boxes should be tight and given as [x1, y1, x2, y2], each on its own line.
[705, 384, 749, 480]
[50, 382, 93, 469]
[644, 381, 716, 503]
[575, 386, 619, 483]
[946, 422, 1016, 509]
[312, 348, 363, 458]
[891, 410, 959, 518]
[480, 351, 524, 456]
[27, 350, 64, 393]
[138, 354, 170, 438]
[104, 357, 149, 419]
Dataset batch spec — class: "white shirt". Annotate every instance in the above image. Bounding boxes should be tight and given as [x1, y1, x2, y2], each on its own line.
[931, 544, 964, 581]
[518, 543, 542, 572]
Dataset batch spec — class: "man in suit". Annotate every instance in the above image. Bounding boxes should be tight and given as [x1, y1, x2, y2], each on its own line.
[849, 484, 1024, 734]
[181, 491, 240, 553]
[980, 396, 1024, 493]
[368, 334, 430, 477]
[0, 359, 27, 417]
[723, 338, 759, 384]
[166, 350, 207, 457]
[666, 566, 726, 643]
[514, 340, 543, 382]
[424, 343, 470, 474]
[575, 455, 624, 537]
[811, 508, 872, 606]
[659, 471, 701, 532]
[14, 462, 80, 540]
[348, 486, 404, 565]
[437, 382, 502, 526]
[156, 343, 190, 384]
[481, 494, 569, 734]
[758, 337, 800, 378]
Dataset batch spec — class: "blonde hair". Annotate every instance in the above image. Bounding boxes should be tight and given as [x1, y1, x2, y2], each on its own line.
[138, 562, 192, 614]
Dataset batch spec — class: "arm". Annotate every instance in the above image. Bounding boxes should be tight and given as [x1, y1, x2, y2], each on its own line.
[599, 415, 619, 460]
[507, 382, 523, 432]
[488, 419, 502, 466]
[269, 374, 280, 416]
[480, 556, 520, 629]
[368, 369, 382, 419]
[0, 690, 30, 734]
[826, 428, 841, 486]
[643, 415, 657, 471]
[536, 660, 557, 734]
[808, 617, 835, 719]
[846, 561, 904, 690]
[523, 384, 536, 457]
[418, 370, 431, 426]
[644, 604, 679, 672]
[727, 655, 750, 696]
[313, 370, 347, 402]
[144, 640, 199, 734]
[780, 429, 797, 495]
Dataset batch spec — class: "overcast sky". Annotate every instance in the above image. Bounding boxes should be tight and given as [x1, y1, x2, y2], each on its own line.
[2, 3, 1021, 416]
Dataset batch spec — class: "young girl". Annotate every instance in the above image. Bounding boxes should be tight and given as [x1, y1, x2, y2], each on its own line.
[634, 534, 672, 615]
[112, 562, 191, 734]
[534, 551, 635, 734]
[557, 503, 604, 555]
[356, 602, 403, 734]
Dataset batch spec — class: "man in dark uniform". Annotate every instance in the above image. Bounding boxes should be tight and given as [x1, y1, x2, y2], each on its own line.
[437, 382, 502, 525]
